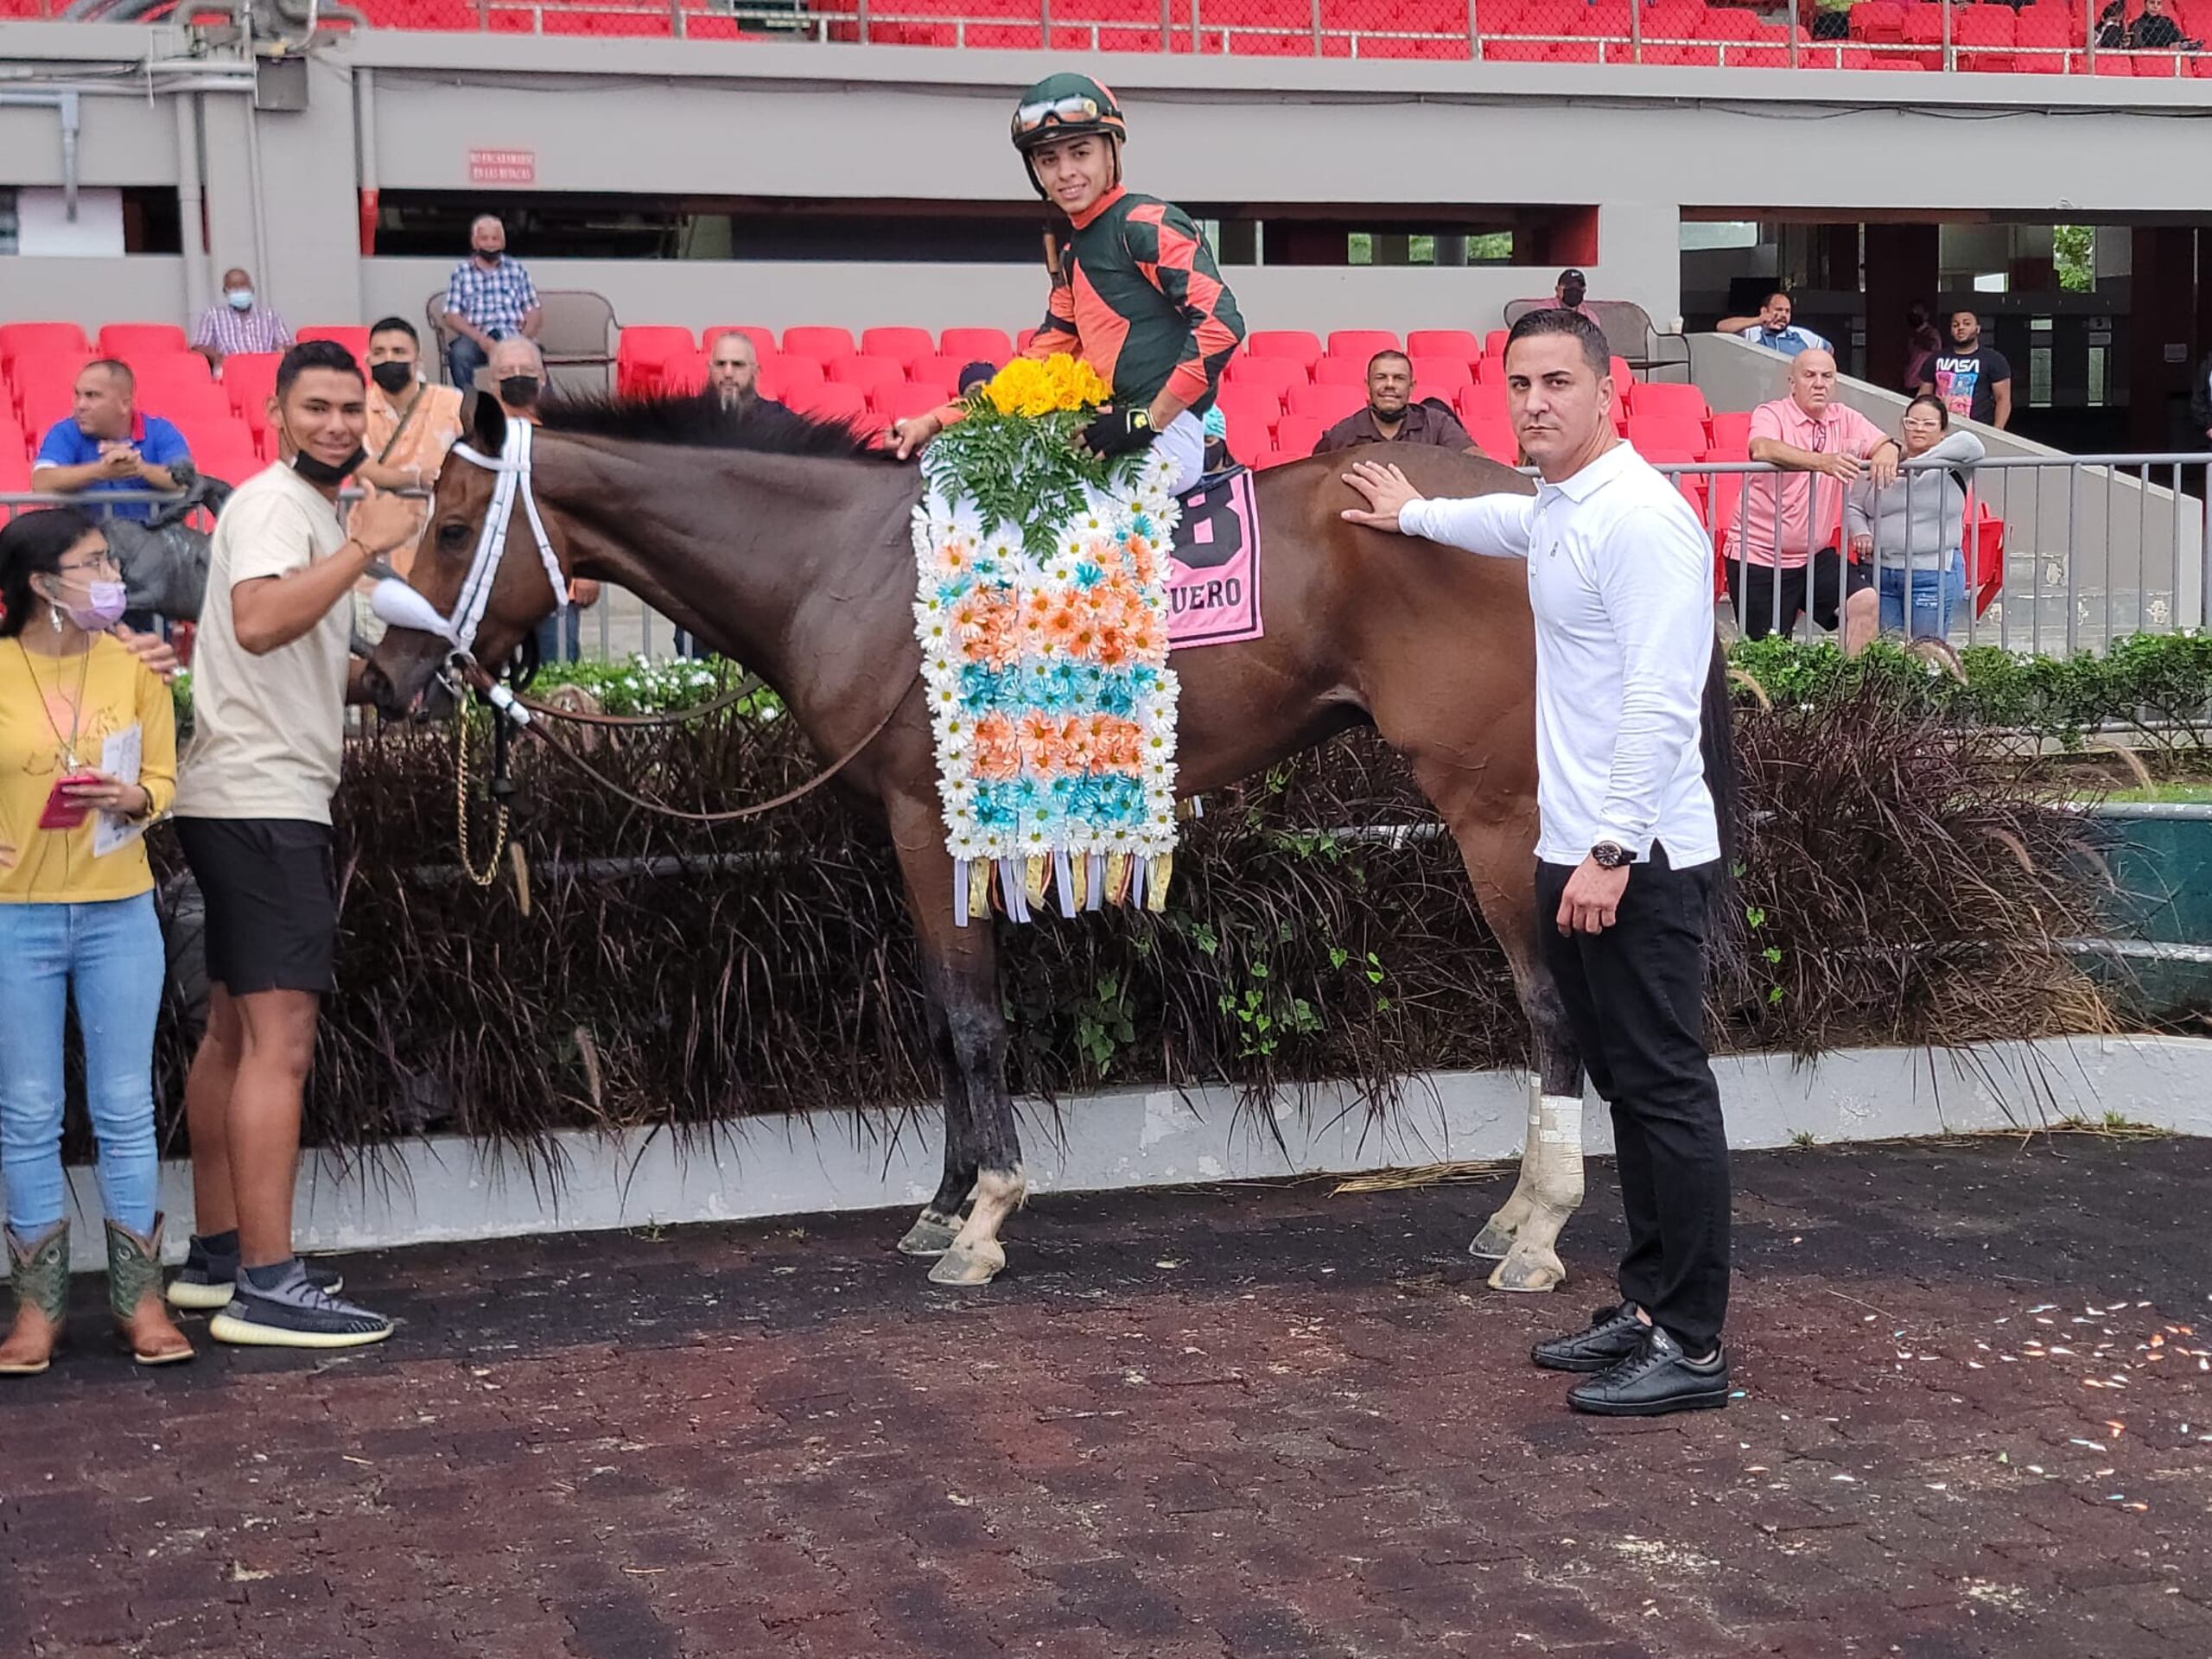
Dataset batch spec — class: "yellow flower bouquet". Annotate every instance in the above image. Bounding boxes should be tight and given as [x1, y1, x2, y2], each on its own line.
[977, 354, 1112, 419]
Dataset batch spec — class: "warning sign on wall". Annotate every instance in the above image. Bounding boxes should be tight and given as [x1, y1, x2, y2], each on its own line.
[468, 149, 537, 186]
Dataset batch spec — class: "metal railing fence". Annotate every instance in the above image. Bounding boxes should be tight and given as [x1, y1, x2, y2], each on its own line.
[60, 0, 2201, 72]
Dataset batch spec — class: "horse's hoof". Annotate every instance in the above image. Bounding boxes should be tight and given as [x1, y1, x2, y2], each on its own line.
[1487, 1241, 1566, 1294]
[1467, 1218, 1518, 1260]
[927, 1239, 1007, 1287]
[896, 1212, 961, 1259]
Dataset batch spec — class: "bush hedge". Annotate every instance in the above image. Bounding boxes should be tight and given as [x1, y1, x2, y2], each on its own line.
[134, 652, 2114, 1158]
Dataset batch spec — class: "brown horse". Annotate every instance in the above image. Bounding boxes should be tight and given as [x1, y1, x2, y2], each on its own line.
[365, 392, 1726, 1289]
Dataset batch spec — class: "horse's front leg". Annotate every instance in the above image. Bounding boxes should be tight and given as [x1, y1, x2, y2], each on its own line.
[894, 974, 975, 1259]
[890, 800, 1026, 1287]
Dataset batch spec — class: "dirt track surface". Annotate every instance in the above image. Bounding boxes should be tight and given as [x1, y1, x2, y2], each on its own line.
[4, 1135, 2209, 1657]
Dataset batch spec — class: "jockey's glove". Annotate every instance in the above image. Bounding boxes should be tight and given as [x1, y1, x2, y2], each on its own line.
[1080, 407, 1155, 458]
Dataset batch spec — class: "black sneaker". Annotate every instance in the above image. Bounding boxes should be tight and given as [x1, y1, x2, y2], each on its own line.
[207, 1264, 392, 1350]
[1534, 1302, 1651, 1373]
[168, 1239, 344, 1311]
[1567, 1325, 1731, 1417]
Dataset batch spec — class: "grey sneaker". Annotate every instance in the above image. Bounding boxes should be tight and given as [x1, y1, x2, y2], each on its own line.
[207, 1263, 392, 1350]
[168, 1237, 344, 1311]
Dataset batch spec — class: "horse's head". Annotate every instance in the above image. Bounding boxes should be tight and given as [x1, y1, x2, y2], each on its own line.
[363, 395, 575, 716]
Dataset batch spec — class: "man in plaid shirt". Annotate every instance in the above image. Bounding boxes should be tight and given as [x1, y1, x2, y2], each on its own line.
[440, 215, 542, 391]
[190, 267, 293, 371]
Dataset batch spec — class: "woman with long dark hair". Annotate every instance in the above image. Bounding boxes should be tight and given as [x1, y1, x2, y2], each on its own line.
[0, 505, 192, 1374]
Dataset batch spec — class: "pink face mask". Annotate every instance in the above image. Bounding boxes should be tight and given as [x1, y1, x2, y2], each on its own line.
[59, 579, 129, 632]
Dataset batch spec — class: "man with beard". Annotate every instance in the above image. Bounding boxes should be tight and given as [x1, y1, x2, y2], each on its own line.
[1313, 350, 1472, 454]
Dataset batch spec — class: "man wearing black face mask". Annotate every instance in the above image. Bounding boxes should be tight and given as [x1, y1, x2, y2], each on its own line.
[359, 317, 465, 578]
[168, 341, 418, 1351]
[487, 338, 599, 660]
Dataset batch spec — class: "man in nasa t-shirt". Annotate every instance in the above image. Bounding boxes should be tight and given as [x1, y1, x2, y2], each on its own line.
[1932, 310, 2012, 430]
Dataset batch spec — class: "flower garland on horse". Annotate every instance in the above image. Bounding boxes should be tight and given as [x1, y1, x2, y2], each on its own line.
[912, 355, 1184, 926]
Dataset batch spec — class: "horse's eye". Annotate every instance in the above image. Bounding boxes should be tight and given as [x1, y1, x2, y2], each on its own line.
[437, 521, 472, 550]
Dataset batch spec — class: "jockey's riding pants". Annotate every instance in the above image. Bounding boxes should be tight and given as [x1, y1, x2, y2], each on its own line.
[1154, 410, 1207, 497]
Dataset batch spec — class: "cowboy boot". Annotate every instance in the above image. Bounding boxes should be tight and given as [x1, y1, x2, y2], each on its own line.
[1, 1222, 69, 1376]
[107, 1214, 194, 1367]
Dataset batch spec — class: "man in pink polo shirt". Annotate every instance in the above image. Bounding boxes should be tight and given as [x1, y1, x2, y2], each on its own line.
[1727, 349, 1900, 654]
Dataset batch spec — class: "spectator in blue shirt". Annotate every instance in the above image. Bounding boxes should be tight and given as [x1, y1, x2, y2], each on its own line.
[31, 361, 192, 524]
[441, 215, 542, 391]
[1714, 289, 1832, 359]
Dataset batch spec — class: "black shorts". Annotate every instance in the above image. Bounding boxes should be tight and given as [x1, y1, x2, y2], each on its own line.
[1726, 548, 1874, 641]
[173, 818, 339, 997]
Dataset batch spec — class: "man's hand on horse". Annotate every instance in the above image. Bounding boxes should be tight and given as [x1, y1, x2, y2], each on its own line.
[1077, 407, 1155, 461]
[889, 411, 944, 461]
[1557, 855, 1631, 936]
[1339, 460, 1420, 533]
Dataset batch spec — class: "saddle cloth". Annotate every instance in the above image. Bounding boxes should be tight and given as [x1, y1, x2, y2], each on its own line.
[1167, 467, 1265, 651]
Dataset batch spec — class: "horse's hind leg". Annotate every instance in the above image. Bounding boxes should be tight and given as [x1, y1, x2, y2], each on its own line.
[894, 980, 974, 1259]
[1432, 808, 1587, 1294]
[890, 799, 1026, 1287]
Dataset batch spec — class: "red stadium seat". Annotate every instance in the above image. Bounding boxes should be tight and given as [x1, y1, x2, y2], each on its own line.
[703, 325, 776, 360]
[1626, 381, 1711, 425]
[141, 381, 231, 429]
[1287, 382, 1367, 425]
[1271, 413, 1324, 460]
[1313, 355, 1373, 386]
[1244, 330, 1324, 369]
[615, 325, 698, 397]
[0, 321, 89, 368]
[1222, 356, 1306, 401]
[1626, 414, 1710, 457]
[1463, 418, 1519, 465]
[1851, 0, 1905, 37]
[1609, 355, 1636, 385]
[1707, 410, 1754, 458]
[296, 326, 370, 364]
[909, 356, 970, 399]
[1406, 328, 1484, 366]
[1211, 385, 1286, 448]
[784, 380, 870, 429]
[875, 383, 952, 425]
[10, 355, 91, 423]
[0, 448, 34, 493]
[1409, 356, 1475, 395]
[938, 327, 1014, 364]
[1325, 329, 1401, 363]
[658, 351, 709, 397]
[1485, 329, 1510, 361]
[859, 327, 936, 367]
[759, 357, 826, 400]
[1457, 381, 1510, 428]
[99, 323, 191, 359]
[222, 353, 282, 426]
[828, 356, 907, 397]
[781, 326, 857, 361]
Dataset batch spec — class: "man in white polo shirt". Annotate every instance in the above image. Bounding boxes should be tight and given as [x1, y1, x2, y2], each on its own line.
[1339, 308, 1736, 1418]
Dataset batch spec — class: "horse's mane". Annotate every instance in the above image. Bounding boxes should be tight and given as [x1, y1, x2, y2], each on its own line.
[535, 393, 900, 463]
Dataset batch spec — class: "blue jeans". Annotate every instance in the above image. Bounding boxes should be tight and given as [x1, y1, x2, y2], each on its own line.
[0, 893, 165, 1237]
[447, 334, 489, 391]
[534, 607, 581, 664]
[1877, 564, 1967, 639]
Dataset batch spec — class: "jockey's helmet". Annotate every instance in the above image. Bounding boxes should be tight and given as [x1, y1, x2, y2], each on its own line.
[1010, 73, 1126, 157]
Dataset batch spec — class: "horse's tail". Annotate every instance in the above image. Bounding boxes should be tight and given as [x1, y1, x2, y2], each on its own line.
[1699, 636, 1745, 957]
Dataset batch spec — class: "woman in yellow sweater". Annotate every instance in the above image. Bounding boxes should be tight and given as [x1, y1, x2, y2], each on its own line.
[0, 506, 193, 1373]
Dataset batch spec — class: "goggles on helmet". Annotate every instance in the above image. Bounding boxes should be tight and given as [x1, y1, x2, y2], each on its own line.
[1013, 93, 1106, 139]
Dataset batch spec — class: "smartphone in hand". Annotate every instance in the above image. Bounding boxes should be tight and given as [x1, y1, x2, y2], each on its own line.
[39, 773, 102, 830]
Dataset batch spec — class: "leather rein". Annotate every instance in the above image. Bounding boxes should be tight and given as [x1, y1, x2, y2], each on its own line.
[404, 419, 914, 828]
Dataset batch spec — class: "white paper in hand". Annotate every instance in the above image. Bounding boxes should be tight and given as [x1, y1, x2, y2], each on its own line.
[92, 721, 144, 860]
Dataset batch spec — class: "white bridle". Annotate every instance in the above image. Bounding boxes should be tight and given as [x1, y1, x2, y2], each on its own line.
[369, 416, 569, 658]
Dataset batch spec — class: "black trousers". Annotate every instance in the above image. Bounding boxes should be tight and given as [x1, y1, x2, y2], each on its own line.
[1535, 846, 1731, 1352]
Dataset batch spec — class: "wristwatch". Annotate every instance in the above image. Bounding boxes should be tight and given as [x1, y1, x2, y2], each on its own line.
[1590, 841, 1632, 870]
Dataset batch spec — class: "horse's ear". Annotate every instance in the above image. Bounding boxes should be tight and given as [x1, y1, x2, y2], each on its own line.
[468, 389, 507, 454]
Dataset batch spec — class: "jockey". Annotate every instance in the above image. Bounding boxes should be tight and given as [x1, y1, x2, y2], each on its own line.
[891, 73, 1247, 494]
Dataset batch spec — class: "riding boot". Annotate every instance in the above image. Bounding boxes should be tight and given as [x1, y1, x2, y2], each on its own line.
[1, 1222, 69, 1376]
[107, 1214, 194, 1368]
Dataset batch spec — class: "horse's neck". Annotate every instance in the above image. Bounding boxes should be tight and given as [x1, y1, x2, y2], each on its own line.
[542, 441, 920, 692]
